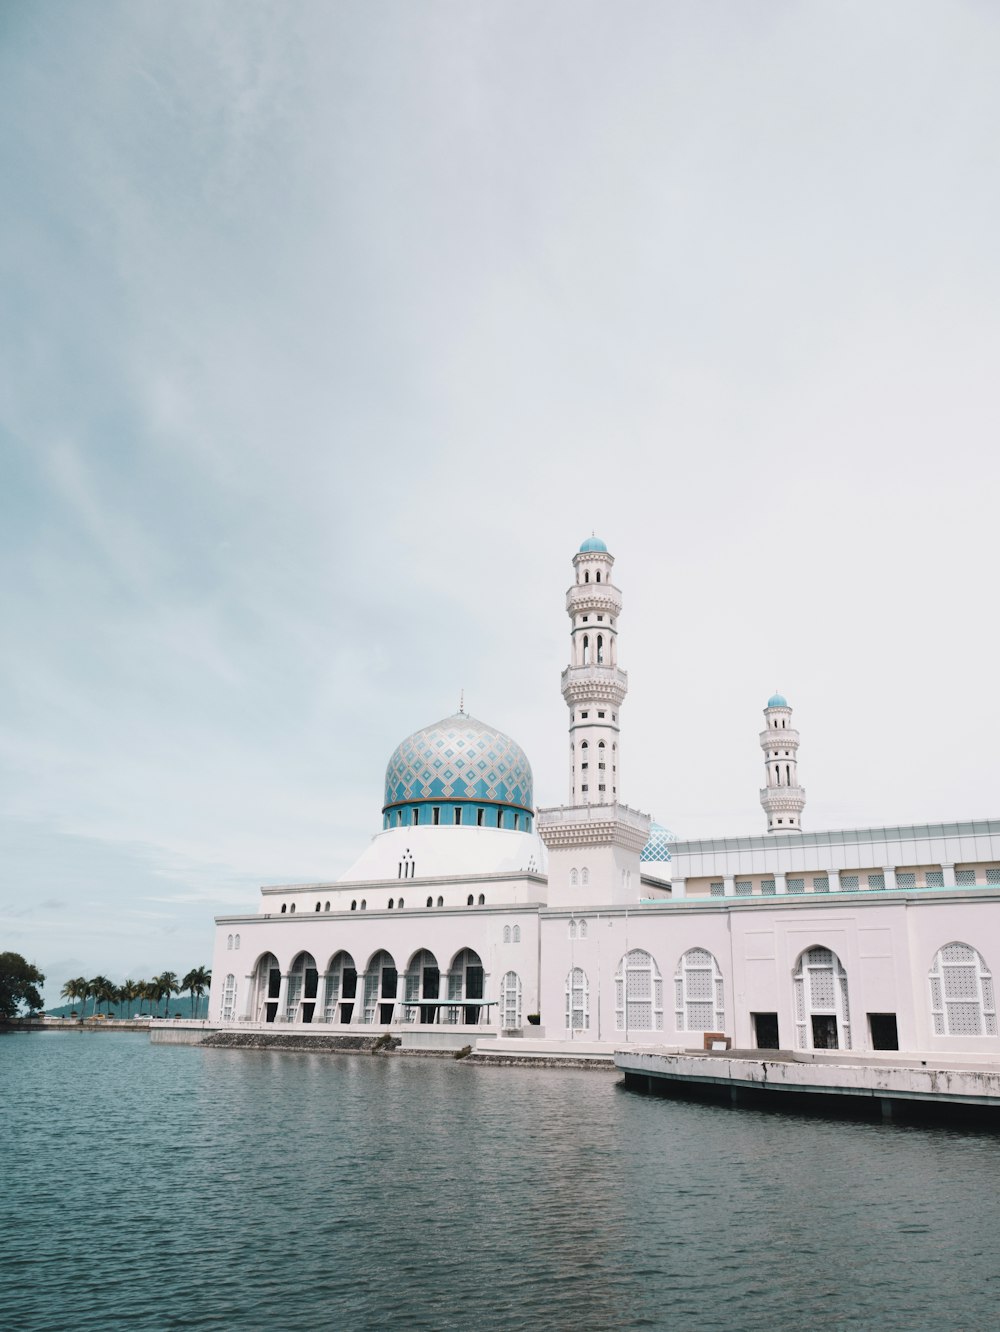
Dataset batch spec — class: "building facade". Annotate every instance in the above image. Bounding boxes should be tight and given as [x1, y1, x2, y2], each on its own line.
[209, 538, 1000, 1055]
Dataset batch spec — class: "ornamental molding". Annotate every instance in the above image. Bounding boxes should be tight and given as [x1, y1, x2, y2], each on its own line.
[537, 802, 650, 853]
[759, 729, 800, 749]
[566, 586, 622, 616]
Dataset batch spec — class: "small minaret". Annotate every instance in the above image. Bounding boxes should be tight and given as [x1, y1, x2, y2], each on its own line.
[759, 692, 806, 834]
[562, 536, 626, 804]
[538, 537, 649, 908]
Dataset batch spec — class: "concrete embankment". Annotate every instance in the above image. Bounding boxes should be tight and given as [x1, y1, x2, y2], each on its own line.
[616, 1048, 1000, 1121]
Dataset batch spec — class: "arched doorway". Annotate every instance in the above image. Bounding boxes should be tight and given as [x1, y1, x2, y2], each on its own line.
[253, 953, 281, 1023]
[324, 951, 357, 1024]
[446, 948, 485, 1024]
[793, 946, 851, 1049]
[361, 950, 398, 1025]
[403, 949, 440, 1024]
[285, 952, 319, 1023]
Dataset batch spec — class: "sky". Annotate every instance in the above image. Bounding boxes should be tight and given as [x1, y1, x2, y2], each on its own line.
[2, 2, 999, 1004]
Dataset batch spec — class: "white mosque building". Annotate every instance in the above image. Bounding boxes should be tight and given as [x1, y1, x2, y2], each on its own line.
[208, 538, 1000, 1056]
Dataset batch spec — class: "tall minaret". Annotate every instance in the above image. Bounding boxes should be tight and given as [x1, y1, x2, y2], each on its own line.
[759, 692, 806, 834]
[563, 536, 626, 804]
[538, 537, 649, 907]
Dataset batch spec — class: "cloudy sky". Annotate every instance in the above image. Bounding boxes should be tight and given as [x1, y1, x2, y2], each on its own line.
[2, 2, 998, 1002]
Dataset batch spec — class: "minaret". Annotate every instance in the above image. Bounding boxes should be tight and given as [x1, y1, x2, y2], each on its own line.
[538, 537, 649, 907]
[563, 536, 626, 804]
[759, 692, 806, 834]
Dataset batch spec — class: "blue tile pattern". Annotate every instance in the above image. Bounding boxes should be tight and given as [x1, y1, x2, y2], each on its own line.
[383, 713, 534, 814]
[640, 821, 677, 863]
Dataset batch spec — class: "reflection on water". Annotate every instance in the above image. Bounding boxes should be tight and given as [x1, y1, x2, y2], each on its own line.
[3, 1032, 1000, 1330]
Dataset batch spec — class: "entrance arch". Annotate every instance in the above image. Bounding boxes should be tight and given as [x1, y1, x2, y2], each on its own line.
[361, 949, 398, 1024]
[445, 948, 485, 1024]
[252, 953, 281, 1023]
[403, 949, 441, 1024]
[285, 952, 319, 1023]
[793, 946, 851, 1049]
[324, 951, 357, 1024]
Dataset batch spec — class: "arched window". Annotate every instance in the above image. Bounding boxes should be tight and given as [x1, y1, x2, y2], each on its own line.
[403, 949, 440, 1024]
[412, 808, 419, 825]
[598, 741, 605, 768]
[253, 953, 281, 1023]
[503, 926, 511, 944]
[929, 943, 996, 1036]
[583, 634, 590, 665]
[351, 900, 357, 911]
[324, 902, 330, 912]
[445, 948, 485, 1024]
[597, 634, 604, 664]
[674, 948, 725, 1032]
[437, 896, 444, 907]
[596, 570, 601, 583]
[315, 902, 321, 912]
[478, 893, 485, 906]
[513, 925, 520, 943]
[388, 898, 394, 910]
[500, 971, 522, 1029]
[793, 947, 851, 1050]
[615, 950, 663, 1030]
[569, 919, 577, 939]
[426, 896, 433, 908]
[398, 897, 404, 909]
[566, 967, 589, 1030]
[581, 867, 589, 886]
[360, 899, 366, 911]
[290, 904, 296, 914]
[234, 934, 240, 950]
[579, 920, 587, 939]
[324, 951, 357, 1022]
[221, 973, 237, 1022]
[361, 949, 397, 1024]
[285, 952, 319, 1023]
[280, 903, 287, 914]
[227, 934, 233, 950]
[467, 894, 474, 906]
[570, 868, 579, 886]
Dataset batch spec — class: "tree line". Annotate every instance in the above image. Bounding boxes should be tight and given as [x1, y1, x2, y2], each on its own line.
[59, 967, 212, 1019]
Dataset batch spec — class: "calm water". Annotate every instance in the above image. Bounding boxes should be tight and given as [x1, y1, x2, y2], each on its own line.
[3, 1033, 999, 1331]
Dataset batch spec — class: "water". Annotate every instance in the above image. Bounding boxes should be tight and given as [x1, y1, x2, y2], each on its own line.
[3, 1033, 1000, 1331]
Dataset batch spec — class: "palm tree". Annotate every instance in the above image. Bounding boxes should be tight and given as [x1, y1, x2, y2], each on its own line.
[182, 966, 212, 1019]
[120, 979, 139, 1017]
[89, 976, 115, 1017]
[61, 977, 88, 1017]
[154, 971, 180, 1018]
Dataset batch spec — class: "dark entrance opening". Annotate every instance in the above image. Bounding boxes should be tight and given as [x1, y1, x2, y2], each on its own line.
[752, 1012, 780, 1049]
[421, 965, 440, 1024]
[339, 1002, 354, 1023]
[464, 964, 484, 1024]
[869, 1013, 899, 1050]
[265, 967, 280, 1022]
[811, 1014, 838, 1049]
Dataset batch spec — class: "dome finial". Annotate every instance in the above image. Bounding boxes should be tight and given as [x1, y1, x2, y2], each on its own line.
[459, 688, 465, 715]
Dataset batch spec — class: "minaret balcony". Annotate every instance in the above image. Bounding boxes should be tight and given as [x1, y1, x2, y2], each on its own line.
[566, 584, 622, 617]
[759, 728, 800, 750]
[561, 665, 628, 704]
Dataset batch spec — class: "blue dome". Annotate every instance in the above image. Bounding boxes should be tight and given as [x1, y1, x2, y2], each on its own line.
[383, 713, 533, 816]
[640, 821, 677, 863]
[578, 536, 608, 553]
[767, 692, 789, 708]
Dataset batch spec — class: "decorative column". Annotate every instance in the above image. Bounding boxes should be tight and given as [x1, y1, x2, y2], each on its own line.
[275, 972, 290, 1022]
[759, 693, 806, 834]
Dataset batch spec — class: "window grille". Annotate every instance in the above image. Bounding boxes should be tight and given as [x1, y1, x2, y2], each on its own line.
[735, 880, 753, 896]
[234, 934, 240, 949]
[841, 875, 859, 892]
[987, 868, 1000, 885]
[787, 877, 805, 894]
[924, 870, 944, 888]
[566, 967, 589, 1030]
[674, 948, 725, 1032]
[503, 925, 511, 944]
[812, 877, 829, 893]
[615, 949, 663, 1030]
[867, 873, 885, 891]
[569, 919, 577, 939]
[363, 973, 379, 1022]
[500, 971, 522, 1029]
[760, 878, 776, 896]
[285, 973, 303, 1022]
[928, 943, 995, 1036]
[896, 873, 916, 889]
[709, 881, 724, 897]
[955, 869, 976, 886]
[221, 974, 237, 1021]
[513, 925, 520, 943]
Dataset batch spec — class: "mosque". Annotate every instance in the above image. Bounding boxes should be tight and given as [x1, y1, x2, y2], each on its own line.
[208, 538, 1000, 1055]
